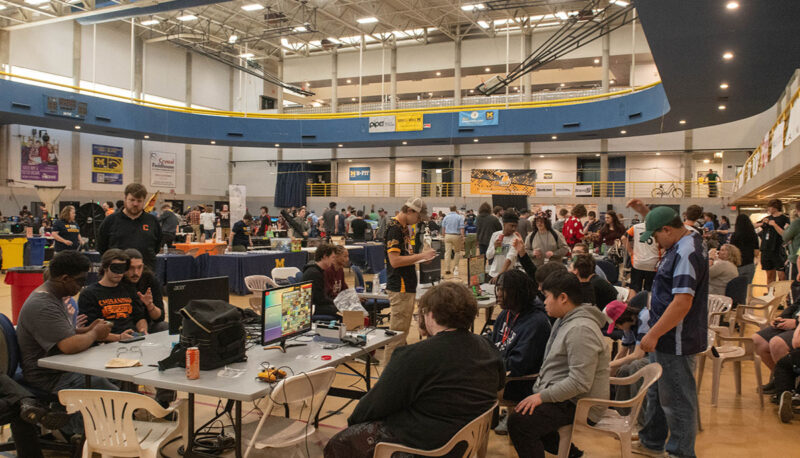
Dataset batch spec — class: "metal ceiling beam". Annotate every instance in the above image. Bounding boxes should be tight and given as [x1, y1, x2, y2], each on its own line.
[2, 0, 160, 30]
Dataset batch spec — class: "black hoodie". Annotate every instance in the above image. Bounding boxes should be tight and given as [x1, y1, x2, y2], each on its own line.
[301, 263, 340, 317]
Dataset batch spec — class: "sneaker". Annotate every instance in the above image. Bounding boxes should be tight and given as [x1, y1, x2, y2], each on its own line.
[493, 413, 508, 435]
[631, 441, 665, 457]
[761, 380, 777, 394]
[779, 391, 794, 423]
[19, 398, 70, 430]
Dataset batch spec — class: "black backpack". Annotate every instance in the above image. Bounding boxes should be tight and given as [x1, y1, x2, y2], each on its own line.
[158, 299, 247, 371]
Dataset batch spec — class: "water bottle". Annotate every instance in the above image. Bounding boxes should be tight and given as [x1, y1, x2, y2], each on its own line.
[372, 274, 380, 292]
[162, 244, 168, 254]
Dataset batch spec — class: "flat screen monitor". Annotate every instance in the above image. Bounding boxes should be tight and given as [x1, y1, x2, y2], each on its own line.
[262, 282, 313, 346]
[166, 276, 229, 335]
[419, 254, 441, 285]
[468, 255, 486, 286]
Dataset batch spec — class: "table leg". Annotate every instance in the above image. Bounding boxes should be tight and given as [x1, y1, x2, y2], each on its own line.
[187, 393, 195, 454]
[235, 400, 243, 458]
[365, 353, 372, 390]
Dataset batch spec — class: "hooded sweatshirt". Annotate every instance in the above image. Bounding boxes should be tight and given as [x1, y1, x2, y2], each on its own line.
[533, 305, 611, 422]
[301, 263, 342, 317]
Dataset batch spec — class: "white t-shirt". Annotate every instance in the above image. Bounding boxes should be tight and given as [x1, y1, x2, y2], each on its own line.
[627, 222, 661, 271]
[487, 230, 521, 278]
[200, 212, 216, 230]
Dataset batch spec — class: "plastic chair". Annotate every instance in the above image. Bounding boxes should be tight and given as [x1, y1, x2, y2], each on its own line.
[271, 267, 301, 284]
[748, 280, 792, 306]
[373, 401, 497, 458]
[734, 290, 789, 335]
[59, 390, 188, 458]
[245, 275, 278, 312]
[556, 363, 663, 458]
[697, 295, 764, 407]
[244, 367, 336, 457]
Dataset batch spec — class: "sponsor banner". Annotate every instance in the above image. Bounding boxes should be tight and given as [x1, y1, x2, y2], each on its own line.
[21, 133, 59, 181]
[785, 99, 800, 146]
[771, 120, 785, 160]
[396, 113, 424, 131]
[575, 184, 593, 196]
[91, 144, 123, 184]
[229, 184, 246, 225]
[349, 167, 371, 181]
[470, 169, 537, 195]
[368, 115, 395, 133]
[459, 109, 499, 127]
[759, 132, 770, 170]
[554, 185, 573, 197]
[149, 151, 176, 188]
[535, 184, 553, 195]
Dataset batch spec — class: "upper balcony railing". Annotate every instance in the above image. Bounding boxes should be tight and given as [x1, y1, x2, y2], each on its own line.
[284, 87, 631, 114]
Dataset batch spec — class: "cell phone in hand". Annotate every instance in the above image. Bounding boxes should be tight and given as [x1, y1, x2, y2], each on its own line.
[120, 335, 145, 343]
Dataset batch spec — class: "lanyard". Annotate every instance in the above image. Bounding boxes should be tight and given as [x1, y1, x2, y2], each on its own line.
[501, 311, 519, 345]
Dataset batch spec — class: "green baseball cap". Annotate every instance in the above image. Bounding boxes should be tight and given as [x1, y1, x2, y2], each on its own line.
[640, 206, 680, 242]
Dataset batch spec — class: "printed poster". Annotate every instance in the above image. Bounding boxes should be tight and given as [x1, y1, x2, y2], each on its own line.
[349, 167, 371, 181]
[228, 184, 246, 225]
[771, 120, 785, 160]
[368, 116, 395, 133]
[459, 109, 499, 127]
[21, 132, 59, 181]
[396, 113, 423, 131]
[149, 151, 176, 188]
[470, 169, 537, 195]
[785, 99, 800, 146]
[91, 144, 123, 184]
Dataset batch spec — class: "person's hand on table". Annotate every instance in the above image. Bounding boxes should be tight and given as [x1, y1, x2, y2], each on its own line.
[76, 314, 88, 329]
[116, 329, 135, 342]
[91, 320, 112, 341]
[515, 393, 543, 415]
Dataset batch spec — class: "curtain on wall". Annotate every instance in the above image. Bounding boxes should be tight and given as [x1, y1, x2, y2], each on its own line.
[274, 162, 307, 208]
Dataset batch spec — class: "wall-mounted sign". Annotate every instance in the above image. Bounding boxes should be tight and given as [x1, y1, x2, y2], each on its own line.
[470, 169, 537, 195]
[368, 115, 396, 133]
[44, 95, 87, 120]
[150, 151, 176, 188]
[575, 184, 593, 196]
[535, 184, 553, 195]
[91, 144, 123, 184]
[349, 167, 371, 181]
[543, 172, 553, 180]
[21, 131, 59, 182]
[396, 113, 424, 131]
[459, 110, 498, 127]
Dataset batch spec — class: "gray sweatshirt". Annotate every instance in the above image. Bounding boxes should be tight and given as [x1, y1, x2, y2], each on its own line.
[533, 305, 611, 422]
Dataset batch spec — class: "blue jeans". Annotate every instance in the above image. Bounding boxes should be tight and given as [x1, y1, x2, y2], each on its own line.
[52, 372, 119, 436]
[639, 351, 698, 457]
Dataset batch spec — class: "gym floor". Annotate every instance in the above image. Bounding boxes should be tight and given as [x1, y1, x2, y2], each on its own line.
[0, 261, 797, 457]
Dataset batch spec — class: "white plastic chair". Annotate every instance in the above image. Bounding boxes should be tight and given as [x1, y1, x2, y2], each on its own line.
[59, 389, 187, 458]
[697, 294, 764, 407]
[747, 280, 792, 306]
[373, 401, 497, 458]
[736, 284, 790, 333]
[556, 363, 662, 458]
[271, 267, 301, 283]
[244, 367, 336, 457]
[245, 275, 279, 312]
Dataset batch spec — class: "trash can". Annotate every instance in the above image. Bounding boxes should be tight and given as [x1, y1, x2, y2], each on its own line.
[24, 237, 47, 266]
[0, 237, 28, 270]
[4, 266, 45, 324]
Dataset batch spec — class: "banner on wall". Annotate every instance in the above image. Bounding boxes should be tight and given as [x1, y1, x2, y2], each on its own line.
[575, 184, 593, 196]
[554, 185, 573, 197]
[470, 169, 537, 195]
[396, 113, 424, 131]
[349, 167, 371, 181]
[21, 132, 59, 181]
[771, 120, 786, 160]
[368, 116, 396, 133]
[535, 184, 553, 195]
[785, 100, 800, 146]
[91, 144, 123, 184]
[459, 110, 499, 127]
[149, 151, 176, 188]
[759, 132, 770, 170]
[228, 184, 246, 225]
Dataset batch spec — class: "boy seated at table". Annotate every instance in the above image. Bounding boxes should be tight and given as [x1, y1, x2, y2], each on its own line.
[122, 248, 167, 333]
[303, 243, 349, 320]
[78, 249, 148, 341]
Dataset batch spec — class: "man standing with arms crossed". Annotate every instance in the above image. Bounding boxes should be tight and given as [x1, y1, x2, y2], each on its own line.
[441, 205, 465, 276]
[627, 199, 707, 458]
[383, 198, 437, 362]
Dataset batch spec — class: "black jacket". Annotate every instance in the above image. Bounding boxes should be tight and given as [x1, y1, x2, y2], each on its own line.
[476, 213, 502, 246]
[301, 263, 339, 317]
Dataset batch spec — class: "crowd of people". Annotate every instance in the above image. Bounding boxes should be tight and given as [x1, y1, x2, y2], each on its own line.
[5, 182, 800, 457]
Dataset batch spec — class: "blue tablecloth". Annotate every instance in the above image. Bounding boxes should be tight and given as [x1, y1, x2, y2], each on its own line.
[154, 254, 196, 285]
[199, 251, 309, 295]
[356, 243, 385, 274]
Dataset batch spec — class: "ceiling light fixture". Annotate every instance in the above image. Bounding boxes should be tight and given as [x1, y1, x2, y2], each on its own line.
[428, 92, 433, 96]
[560, 83, 565, 87]
[346, 79, 352, 83]
[348, 159, 353, 162]
[438, 157, 443, 160]
[239, 53, 254, 58]
[722, 51, 734, 60]
[461, 3, 485, 11]
[620, 130, 627, 134]
[609, 79, 615, 84]
[719, 82, 729, 89]
[210, 140, 216, 144]
[339, 144, 344, 147]
[436, 71, 441, 76]
[703, 159, 710, 164]
[593, 58, 600, 64]
[714, 151, 724, 158]
[141, 19, 160, 26]
[241, 4, 264, 12]
[679, 119, 686, 124]
[726, 1, 739, 10]
[539, 155, 545, 158]
[469, 89, 475, 93]
[487, 156, 492, 159]
[474, 139, 479, 142]
[177, 14, 197, 21]
[718, 104, 727, 110]
[293, 26, 307, 32]
[611, 0, 629, 6]
[24, 0, 49, 5]
[74, 125, 81, 130]
[307, 160, 312, 163]
[485, 67, 491, 72]
[228, 35, 238, 43]
[551, 135, 557, 140]
[402, 141, 407, 145]
[357, 17, 378, 24]
[0, 5, 6, 9]
[656, 152, 661, 156]
[274, 144, 280, 147]
[144, 135, 150, 139]
[555, 11, 568, 20]
[351, 97, 356, 101]
[595, 153, 601, 157]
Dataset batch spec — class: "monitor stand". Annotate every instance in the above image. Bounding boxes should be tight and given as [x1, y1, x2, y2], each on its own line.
[264, 338, 307, 352]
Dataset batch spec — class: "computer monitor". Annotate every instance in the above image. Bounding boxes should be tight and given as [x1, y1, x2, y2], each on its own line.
[419, 255, 441, 285]
[166, 276, 229, 335]
[262, 282, 313, 347]
[468, 255, 486, 286]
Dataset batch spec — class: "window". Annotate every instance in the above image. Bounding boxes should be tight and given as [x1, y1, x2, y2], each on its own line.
[10, 66, 74, 91]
